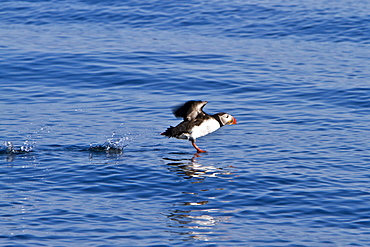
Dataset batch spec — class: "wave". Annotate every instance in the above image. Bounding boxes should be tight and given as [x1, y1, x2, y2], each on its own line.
[1, 0, 369, 43]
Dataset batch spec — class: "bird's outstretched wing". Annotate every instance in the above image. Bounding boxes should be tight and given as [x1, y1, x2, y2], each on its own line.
[172, 100, 208, 121]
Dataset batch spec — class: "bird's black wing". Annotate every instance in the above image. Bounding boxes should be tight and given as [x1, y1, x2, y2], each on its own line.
[172, 100, 208, 121]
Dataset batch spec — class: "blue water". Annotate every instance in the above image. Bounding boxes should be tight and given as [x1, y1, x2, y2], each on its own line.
[1, 0, 370, 246]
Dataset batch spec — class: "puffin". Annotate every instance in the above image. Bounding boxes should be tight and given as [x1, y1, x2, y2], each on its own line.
[161, 100, 237, 153]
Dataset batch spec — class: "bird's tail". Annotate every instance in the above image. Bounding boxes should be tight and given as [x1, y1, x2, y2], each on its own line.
[161, 126, 174, 137]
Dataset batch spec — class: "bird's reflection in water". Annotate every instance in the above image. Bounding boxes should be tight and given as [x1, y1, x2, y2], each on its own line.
[163, 153, 236, 242]
[164, 153, 233, 180]
[166, 210, 232, 241]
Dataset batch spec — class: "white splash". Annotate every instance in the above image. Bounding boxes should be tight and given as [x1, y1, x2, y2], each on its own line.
[89, 132, 132, 152]
[4, 139, 36, 153]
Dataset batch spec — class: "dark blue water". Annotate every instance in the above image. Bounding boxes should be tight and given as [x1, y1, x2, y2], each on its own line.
[1, 0, 370, 246]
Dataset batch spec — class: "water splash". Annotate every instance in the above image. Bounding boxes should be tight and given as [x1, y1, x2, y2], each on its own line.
[89, 132, 131, 153]
[2, 126, 50, 154]
[4, 139, 36, 153]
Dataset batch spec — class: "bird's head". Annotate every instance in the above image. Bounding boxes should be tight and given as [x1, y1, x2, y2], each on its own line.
[217, 113, 237, 126]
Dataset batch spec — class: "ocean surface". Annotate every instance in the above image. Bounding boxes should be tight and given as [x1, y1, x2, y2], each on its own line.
[1, 0, 370, 246]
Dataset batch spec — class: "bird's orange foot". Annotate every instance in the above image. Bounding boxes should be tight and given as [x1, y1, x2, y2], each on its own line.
[192, 141, 207, 153]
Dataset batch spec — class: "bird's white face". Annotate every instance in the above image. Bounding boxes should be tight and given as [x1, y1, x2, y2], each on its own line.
[219, 113, 237, 125]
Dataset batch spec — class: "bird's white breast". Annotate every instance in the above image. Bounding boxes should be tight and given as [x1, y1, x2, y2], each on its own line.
[190, 118, 221, 140]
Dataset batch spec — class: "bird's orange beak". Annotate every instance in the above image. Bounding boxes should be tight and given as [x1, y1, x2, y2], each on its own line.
[230, 117, 237, 125]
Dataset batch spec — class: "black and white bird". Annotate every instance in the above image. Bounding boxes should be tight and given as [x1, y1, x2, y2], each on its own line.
[161, 100, 237, 153]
